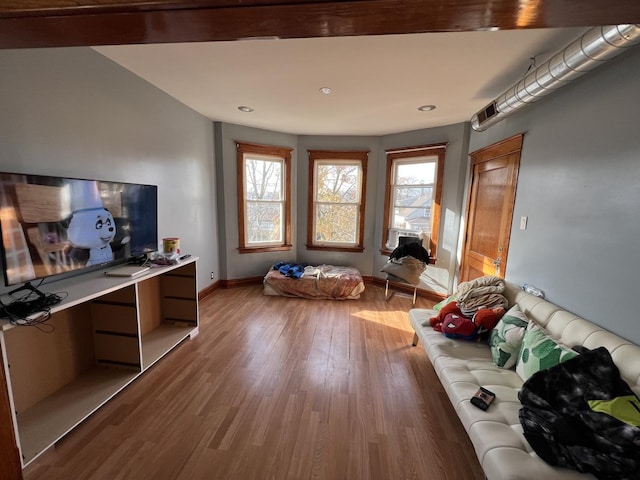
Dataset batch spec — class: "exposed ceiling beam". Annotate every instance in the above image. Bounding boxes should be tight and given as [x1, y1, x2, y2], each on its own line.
[2, 0, 640, 49]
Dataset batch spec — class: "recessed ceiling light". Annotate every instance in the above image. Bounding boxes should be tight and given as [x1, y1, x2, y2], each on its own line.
[418, 105, 436, 112]
[238, 106, 254, 112]
[319, 87, 332, 95]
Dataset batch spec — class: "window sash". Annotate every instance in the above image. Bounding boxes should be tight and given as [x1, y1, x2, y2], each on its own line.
[236, 141, 292, 253]
[382, 144, 446, 257]
[244, 156, 283, 201]
[312, 160, 363, 246]
[314, 203, 359, 244]
[245, 200, 283, 245]
[390, 158, 436, 235]
[243, 155, 284, 246]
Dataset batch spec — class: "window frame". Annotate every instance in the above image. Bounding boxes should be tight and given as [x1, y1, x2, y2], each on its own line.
[381, 143, 446, 261]
[236, 141, 293, 254]
[307, 149, 368, 252]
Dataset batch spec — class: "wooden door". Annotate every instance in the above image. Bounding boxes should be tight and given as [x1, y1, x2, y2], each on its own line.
[460, 134, 523, 282]
[0, 345, 23, 480]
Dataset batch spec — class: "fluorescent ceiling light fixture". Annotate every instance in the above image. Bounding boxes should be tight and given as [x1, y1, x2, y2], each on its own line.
[418, 105, 436, 111]
[238, 106, 254, 112]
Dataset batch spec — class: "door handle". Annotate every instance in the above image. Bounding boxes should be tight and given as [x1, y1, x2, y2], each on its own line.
[492, 256, 501, 275]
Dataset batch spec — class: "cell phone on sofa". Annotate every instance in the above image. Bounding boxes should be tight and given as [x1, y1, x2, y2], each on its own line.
[471, 387, 496, 411]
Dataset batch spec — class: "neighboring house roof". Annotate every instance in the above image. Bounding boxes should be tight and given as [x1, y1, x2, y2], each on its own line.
[396, 193, 432, 221]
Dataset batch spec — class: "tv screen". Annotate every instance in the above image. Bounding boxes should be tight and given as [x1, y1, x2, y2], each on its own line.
[0, 172, 158, 286]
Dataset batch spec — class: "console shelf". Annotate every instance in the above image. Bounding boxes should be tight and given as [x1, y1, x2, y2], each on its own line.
[0, 258, 199, 468]
[141, 324, 193, 369]
[17, 367, 138, 464]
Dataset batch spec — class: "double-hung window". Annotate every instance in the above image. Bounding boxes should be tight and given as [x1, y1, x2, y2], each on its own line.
[307, 150, 368, 252]
[236, 141, 292, 253]
[382, 143, 446, 259]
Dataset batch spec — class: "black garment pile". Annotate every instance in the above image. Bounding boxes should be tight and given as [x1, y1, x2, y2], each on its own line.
[519, 346, 640, 479]
[388, 242, 430, 263]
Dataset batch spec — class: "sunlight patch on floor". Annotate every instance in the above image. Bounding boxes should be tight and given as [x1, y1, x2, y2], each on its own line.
[351, 309, 413, 332]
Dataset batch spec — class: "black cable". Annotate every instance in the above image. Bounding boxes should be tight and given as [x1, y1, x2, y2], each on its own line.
[524, 56, 537, 75]
[0, 281, 68, 332]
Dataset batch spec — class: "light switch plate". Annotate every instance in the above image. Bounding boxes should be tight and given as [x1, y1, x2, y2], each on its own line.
[520, 216, 528, 230]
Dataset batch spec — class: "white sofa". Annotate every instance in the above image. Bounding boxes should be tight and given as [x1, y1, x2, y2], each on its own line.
[409, 282, 640, 480]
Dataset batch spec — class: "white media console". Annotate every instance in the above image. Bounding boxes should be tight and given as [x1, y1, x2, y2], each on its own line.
[0, 257, 199, 468]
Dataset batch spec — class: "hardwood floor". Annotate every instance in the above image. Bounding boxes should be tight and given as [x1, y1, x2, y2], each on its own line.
[23, 285, 484, 480]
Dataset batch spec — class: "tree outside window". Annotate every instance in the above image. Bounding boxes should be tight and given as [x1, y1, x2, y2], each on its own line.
[237, 141, 292, 253]
[245, 157, 282, 242]
[307, 150, 368, 252]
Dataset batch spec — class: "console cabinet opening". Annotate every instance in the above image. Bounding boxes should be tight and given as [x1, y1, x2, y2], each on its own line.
[138, 262, 198, 369]
[0, 259, 199, 468]
[3, 300, 141, 465]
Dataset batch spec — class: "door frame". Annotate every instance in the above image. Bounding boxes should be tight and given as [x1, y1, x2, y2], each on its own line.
[460, 133, 524, 281]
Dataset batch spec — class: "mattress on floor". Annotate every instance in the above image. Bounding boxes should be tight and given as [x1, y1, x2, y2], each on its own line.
[263, 265, 365, 300]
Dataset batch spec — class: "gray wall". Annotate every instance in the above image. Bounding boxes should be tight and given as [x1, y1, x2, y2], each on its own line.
[377, 123, 470, 295]
[0, 48, 218, 292]
[217, 127, 471, 287]
[469, 45, 640, 344]
[3, 44, 638, 345]
[216, 127, 385, 280]
[296, 135, 381, 275]
[216, 122, 298, 280]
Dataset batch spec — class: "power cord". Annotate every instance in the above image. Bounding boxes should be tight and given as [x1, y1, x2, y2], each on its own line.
[0, 280, 67, 332]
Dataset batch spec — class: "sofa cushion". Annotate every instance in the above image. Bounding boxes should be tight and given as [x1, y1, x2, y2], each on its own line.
[489, 304, 529, 369]
[409, 303, 602, 479]
[515, 322, 579, 381]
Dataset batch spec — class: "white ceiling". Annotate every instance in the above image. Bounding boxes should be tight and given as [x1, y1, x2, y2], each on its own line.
[93, 28, 586, 136]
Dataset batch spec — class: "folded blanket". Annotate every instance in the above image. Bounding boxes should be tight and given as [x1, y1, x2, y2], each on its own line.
[381, 256, 426, 286]
[458, 293, 508, 317]
[303, 264, 358, 279]
[455, 276, 505, 303]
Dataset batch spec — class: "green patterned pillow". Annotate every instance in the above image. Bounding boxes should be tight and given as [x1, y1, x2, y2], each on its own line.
[515, 322, 578, 381]
[433, 294, 455, 311]
[489, 305, 529, 369]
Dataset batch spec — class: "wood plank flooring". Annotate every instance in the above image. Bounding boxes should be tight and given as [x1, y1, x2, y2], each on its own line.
[23, 285, 485, 480]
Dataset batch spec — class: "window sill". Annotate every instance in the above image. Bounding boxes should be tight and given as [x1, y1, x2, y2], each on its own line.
[238, 244, 292, 254]
[379, 248, 437, 265]
[306, 244, 364, 253]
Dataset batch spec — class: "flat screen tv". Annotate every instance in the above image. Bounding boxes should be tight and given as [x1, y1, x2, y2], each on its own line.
[0, 171, 158, 287]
